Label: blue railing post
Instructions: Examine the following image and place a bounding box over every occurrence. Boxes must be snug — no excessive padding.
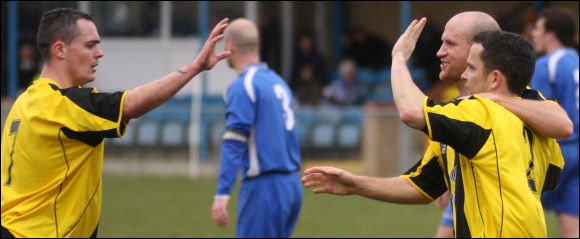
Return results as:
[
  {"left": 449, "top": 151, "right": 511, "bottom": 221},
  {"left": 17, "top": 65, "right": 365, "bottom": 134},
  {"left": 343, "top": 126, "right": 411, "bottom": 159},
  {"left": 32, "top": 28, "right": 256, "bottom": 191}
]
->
[
  {"left": 198, "top": 1, "right": 209, "bottom": 161},
  {"left": 8, "top": 1, "right": 19, "bottom": 99}
]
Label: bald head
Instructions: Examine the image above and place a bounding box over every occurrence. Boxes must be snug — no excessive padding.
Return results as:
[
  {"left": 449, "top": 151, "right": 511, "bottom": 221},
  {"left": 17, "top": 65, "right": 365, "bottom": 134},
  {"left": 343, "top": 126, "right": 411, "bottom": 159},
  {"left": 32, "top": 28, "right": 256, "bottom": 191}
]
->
[
  {"left": 448, "top": 11, "right": 501, "bottom": 43},
  {"left": 225, "top": 18, "right": 260, "bottom": 55}
]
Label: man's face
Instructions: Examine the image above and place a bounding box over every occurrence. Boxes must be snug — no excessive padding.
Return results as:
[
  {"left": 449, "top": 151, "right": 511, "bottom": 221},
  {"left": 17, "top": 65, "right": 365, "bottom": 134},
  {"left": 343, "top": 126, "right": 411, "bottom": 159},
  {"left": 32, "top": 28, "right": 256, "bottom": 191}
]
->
[
  {"left": 66, "top": 19, "right": 103, "bottom": 85},
  {"left": 531, "top": 17, "right": 548, "bottom": 54},
  {"left": 462, "top": 43, "right": 491, "bottom": 95},
  {"left": 436, "top": 20, "right": 471, "bottom": 82}
]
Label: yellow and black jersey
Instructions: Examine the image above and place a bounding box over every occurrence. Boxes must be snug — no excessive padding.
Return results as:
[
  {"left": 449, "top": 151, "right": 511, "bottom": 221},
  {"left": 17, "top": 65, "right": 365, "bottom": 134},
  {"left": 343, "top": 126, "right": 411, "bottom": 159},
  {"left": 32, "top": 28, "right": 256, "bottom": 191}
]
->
[
  {"left": 401, "top": 93, "right": 564, "bottom": 238},
  {"left": 1, "top": 78, "right": 128, "bottom": 238}
]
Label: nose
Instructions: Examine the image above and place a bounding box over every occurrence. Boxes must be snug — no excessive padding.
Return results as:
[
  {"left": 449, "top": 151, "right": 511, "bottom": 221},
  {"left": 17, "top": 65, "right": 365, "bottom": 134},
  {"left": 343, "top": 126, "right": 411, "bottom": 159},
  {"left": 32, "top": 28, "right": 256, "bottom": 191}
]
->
[
  {"left": 460, "top": 68, "right": 468, "bottom": 81},
  {"left": 95, "top": 45, "right": 104, "bottom": 58},
  {"left": 436, "top": 44, "right": 446, "bottom": 58}
]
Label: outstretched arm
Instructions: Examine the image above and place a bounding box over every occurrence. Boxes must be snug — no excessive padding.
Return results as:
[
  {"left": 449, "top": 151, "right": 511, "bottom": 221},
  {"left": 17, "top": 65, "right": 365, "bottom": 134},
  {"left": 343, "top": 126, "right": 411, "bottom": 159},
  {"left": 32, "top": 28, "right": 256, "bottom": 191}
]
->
[
  {"left": 122, "top": 18, "right": 232, "bottom": 121},
  {"left": 301, "top": 167, "right": 431, "bottom": 204},
  {"left": 391, "top": 18, "right": 428, "bottom": 130},
  {"left": 478, "top": 93, "right": 573, "bottom": 139}
]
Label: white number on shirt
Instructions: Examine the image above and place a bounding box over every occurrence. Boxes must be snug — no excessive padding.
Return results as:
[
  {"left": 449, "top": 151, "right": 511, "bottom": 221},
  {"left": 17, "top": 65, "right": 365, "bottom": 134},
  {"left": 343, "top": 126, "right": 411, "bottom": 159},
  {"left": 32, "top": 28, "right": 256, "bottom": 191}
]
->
[{"left": 274, "top": 84, "right": 295, "bottom": 130}]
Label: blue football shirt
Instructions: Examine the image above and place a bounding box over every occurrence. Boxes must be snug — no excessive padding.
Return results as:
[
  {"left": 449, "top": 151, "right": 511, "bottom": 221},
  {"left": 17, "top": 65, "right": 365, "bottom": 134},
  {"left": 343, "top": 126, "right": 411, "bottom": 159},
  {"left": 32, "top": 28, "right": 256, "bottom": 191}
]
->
[
  {"left": 531, "top": 47, "right": 579, "bottom": 145},
  {"left": 216, "top": 63, "right": 301, "bottom": 196}
]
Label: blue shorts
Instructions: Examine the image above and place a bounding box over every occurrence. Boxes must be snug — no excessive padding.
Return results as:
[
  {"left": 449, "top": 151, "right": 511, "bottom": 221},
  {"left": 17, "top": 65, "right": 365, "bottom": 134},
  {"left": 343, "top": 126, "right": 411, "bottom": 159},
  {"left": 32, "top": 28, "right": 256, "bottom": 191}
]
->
[
  {"left": 440, "top": 202, "right": 454, "bottom": 227},
  {"left": 236, "top": 172, "right": 302, "bottom": 238},
  {"left": 541, "top": 143, "right": 579, "bottom": 216}
]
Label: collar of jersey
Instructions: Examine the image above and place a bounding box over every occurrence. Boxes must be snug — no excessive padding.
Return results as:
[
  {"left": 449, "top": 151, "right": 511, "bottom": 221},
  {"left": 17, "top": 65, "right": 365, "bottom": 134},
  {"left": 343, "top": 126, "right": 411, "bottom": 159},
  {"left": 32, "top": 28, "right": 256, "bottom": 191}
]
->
[
  {"left": 35, "top": 77, "right": 61, "bottom": 88},
  {"left": 240, "top": 62, "right": 268, "bottom": 75},
  {"left": 552, "top": 47, "right": 578, "bottom": 57}
]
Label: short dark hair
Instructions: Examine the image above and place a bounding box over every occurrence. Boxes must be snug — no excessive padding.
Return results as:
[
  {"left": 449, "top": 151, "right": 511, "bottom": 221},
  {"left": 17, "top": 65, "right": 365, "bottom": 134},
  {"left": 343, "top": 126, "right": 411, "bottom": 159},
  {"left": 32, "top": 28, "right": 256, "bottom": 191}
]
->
[
  {"left": 37, "top": 8, "right": 93, "bottom": 60},
  {"left": 473, "top": 30, "right": 535, "bottom": 95},
  {"left": 540, "top": 7, "right": 577, "bottom": 48}
]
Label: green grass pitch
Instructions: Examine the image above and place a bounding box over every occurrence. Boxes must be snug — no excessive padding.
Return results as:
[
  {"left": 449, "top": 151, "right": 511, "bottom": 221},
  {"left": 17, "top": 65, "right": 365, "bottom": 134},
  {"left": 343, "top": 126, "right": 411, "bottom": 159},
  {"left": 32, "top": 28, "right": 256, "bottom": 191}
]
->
[{"left": 100, "top": 174, "right": 560, "bottom": 238}]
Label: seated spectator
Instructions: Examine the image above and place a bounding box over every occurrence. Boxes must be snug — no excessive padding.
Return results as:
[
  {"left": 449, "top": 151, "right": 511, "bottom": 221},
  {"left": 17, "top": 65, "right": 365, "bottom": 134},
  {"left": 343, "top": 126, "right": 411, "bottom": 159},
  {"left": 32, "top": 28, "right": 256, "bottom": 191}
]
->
[
  {"left": 342, "top": 26, "right": 391, "bottom": 70},
  {"left": 294, "top": 64, "right": 322, "bottom": 106},
  {"left": 322, "top": 59, "right": 365, "bottom": 105},
  {"left": 291, "top": 32, "right": 329, "bottom": 91}
]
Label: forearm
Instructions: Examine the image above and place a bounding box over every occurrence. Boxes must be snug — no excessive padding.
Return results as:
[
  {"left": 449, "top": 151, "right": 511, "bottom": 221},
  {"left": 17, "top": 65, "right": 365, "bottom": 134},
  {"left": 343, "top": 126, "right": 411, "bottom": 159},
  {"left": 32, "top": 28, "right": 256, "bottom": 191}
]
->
[
  {"left": 391, "top": 56, "right": 427, "bottom": 130},
  {"left": 122, "top": 62, "right": 202, "bottom": 120},
  {"left": 216, "top": 140, "right": 246, "bottom": 196},
  {"left": 353, "top": 175, "right": 431, "bottom": 204},
  {"left": 495, "top": 96, "right": 573, "bottom": 139}
]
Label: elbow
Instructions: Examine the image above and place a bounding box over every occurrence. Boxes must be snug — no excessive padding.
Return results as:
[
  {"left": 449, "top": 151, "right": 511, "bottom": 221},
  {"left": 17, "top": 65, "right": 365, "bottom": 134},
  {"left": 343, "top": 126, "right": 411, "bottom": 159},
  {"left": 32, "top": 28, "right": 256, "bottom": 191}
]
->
[
  {"left": 122, "top": 101, "right": 142, "bottom": 120},
  {"left": 398, "top": 108, "right": 424, "bottom": 129},
  {"left": 561, "top": 119, "right": 574, "bottom": 139}
]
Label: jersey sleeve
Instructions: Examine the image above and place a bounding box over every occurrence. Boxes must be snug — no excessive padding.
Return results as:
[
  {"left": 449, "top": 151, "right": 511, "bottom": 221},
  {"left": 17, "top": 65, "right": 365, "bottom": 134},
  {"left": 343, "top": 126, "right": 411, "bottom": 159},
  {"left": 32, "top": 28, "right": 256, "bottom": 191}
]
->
[
  {"left": 530, "top": 61, "right": 554, "bottom": 100},
  {"left": 423, "top": 96, "right": 492, "bottom": 159},
  {"left": 401, "top": 144, "right": 447, "bottom": 201},
  {"left": 48, "top": 85, "right": 128, "bottom": 138},
  {"left": 215, "top": 82, "right": 256, "bottom": 196}
]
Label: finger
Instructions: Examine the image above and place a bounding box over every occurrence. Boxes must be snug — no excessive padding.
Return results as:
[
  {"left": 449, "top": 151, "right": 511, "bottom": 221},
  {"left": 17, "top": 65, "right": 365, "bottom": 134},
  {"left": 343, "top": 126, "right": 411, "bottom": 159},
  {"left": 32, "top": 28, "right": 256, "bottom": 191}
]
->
[
  {"left": 303, "top": 180, "right": 323, "bottom": 188},
  {"left": 404, "top": 19, "right": 418, "bottom": 35},
  {"left": 215, "top": 50, "right": 232, "bottom": 61},
  {"left": 304, "top": 167, "right": 326, "bottom": 175},
  {"left": 209, "top": 18, "right": 230, "bottom": 39},
  {"left": 413, "top": 17, "right": 427, "bottom": 39}
]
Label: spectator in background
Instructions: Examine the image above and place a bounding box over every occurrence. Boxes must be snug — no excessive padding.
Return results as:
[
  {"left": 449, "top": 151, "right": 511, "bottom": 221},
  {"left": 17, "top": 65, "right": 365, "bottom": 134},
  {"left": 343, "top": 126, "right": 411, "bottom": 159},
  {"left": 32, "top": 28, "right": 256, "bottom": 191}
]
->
[
  {"left": 294, "top": 64, "right": 322, "bottom": 106},
  {"left": 322, "top": 59, "right": 365, "bottom": 105},
  {"left": 411, "top": 17, "right": 442, "bottom": 91},
  {"left": 18, "top": 42, "right": 40, "bottom": 90},
  {"left": 342, "top": 26, "right": 391, "bottom": 70},
  {"left": 291, "top": 32, "right": 328, "bottom": 91},
  {"left": 259, "top": 6, "right": 282, "bottom": 74}
]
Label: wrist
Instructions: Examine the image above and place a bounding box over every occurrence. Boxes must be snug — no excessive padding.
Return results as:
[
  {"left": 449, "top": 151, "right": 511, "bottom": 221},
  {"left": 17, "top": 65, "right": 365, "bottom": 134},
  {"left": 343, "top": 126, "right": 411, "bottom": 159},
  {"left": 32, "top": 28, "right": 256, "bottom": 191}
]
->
[
  {"left": 392, "top": 54, "right": 408, "bottom": 63},
  {"left": 183, "top": 61, "right": 202, "bottom": 76}
]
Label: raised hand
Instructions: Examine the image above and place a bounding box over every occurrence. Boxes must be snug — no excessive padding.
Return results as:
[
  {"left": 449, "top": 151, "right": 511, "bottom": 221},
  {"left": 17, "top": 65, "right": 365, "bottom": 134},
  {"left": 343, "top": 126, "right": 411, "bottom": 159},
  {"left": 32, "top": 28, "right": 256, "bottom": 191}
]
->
[
  {"left": 391, "top": 17, "right": 427, "bottom": 61},
  {"left": 195, "top": 18, "right": 232, "bottom": 71},
  {"left": 301, "top": 167, "right": 357, "bottom": 195}
]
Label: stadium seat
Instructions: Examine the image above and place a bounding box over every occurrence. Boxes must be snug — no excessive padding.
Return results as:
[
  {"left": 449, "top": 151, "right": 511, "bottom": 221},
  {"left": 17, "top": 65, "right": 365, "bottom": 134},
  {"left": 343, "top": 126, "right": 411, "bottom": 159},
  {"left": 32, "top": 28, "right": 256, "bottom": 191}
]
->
[
  {"left": 136, "top": 119, "right": 160, "bottom": 145},
  {"left": 161, "top": 119, "right": 187, "bottom": 146},
  {"left": 375, "top": 68, "right": 391, "bottom": 86},
  {"left": 371, "top": 81, "right": 394, "bottom": 103},
  {"left": 356, "top": 67, "right": 377, "bottom": 91},
  {"left": 311, "top": 122, "right": 336, "bottom": 147},
  {"left": 411, "top": 68, "right": 429, "bottom": 90},
  {"left": 337, "top": 123, "right": 360, "bottom": 147}
]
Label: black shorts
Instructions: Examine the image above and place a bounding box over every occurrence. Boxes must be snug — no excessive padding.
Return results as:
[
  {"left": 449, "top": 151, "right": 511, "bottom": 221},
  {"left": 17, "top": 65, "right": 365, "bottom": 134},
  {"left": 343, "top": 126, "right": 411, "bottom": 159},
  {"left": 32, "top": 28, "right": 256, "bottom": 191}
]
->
[{"left": 1, "top": 225, "right": 14, "bottom": 239}]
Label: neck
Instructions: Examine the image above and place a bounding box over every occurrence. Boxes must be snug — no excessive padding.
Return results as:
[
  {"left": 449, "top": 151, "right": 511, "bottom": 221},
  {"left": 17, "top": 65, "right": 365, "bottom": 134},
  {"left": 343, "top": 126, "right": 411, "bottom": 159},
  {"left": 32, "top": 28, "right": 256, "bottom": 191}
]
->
[
  {"left": 455, "top": 79, "right": 468, "bottom": 97},
  {"left": 38, "top": 62, "right": 75, "bottom": 88},
  {"left": 233, "top": 53, "right": 261, "bottom": 75},
  {"left": 545, "top": 40, "right": 565, "bottom": 55}
]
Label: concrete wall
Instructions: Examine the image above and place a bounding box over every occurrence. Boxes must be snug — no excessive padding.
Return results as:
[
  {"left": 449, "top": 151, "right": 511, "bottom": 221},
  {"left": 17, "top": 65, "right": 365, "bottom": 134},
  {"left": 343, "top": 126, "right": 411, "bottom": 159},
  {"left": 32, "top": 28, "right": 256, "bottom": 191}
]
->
[{"left": 87, "top": 38, "right": 237, "bottom": 97}]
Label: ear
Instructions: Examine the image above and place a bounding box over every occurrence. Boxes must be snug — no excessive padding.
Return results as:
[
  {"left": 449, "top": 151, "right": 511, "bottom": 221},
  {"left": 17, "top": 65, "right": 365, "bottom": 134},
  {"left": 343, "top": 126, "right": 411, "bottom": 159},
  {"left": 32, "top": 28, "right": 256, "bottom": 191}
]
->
[
  {"left": 488, "top": 70, "right": 503, "bottom": 91},
  {"left": 52, "top": 40, "right": 67, "bottom": 60}
]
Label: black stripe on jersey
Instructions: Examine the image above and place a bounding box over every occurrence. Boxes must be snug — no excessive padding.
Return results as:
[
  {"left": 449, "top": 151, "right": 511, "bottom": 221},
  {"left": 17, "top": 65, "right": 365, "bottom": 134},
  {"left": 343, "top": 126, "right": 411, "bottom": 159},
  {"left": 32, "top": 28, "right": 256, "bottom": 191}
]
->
[
  {"left": 427, "top": 112, "right": 491, "bottom": 159},
  {"left": 440, "top": 144, "right": 451, "bottom": 190},
  {"left": 453, "top": 151, "right": 472, "bottom": 238},
  {"left": 520, "top": 89, "right": 543, "bottom": 101},
  {"left": 542, "top": 164, "right": 562, "bottom": 192},
  {"left": 426, "top": 98, "right": 463, "bottom": 107},
  {"left": 61, "top": 127, "right": 118, "bottom": 147},
  {"left": 50, "top": 84, "right": 123, "bottom": 122},
  {"left": 405, "top": 156, "right": 447, "bottom": 199}
]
